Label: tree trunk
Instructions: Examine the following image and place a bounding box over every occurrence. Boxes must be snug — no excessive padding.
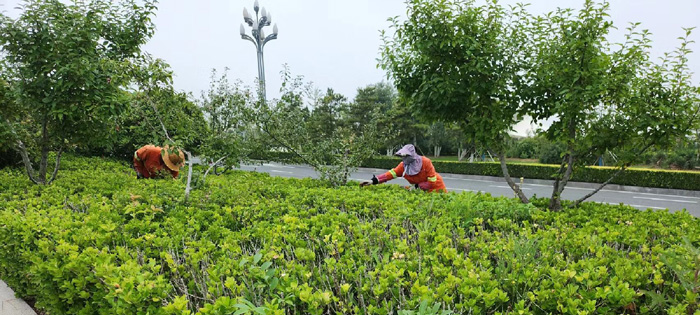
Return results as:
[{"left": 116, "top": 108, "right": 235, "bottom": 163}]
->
[
  {"left": 551, "top": 117, "right": 578, "bottom": 211},
  {"left": 386, "top": 147, "right": 393, "bottom": 156},
  {"left": 47, "top": 147, "right": 64, "bottom": 184},
  {"left": 549, "top": 154, "right": 568, "bottom": 211},
  {"left": 38, "top": 146, "right": 49, "bottom": 184},
  {"left": 559, "top": 153, "right": 574, "bottom": 193},
  {"left": 16, "top": 140, "right": 40, "bottom": 185},
  {"left": 497, "top": 151, "right": 529, "bottom": 203},
  {"left": 458, "top": 148, "right": 468, "bottom": 161},
  {"left": 549, "top": 152, "right": 574, "bottom": 211}
]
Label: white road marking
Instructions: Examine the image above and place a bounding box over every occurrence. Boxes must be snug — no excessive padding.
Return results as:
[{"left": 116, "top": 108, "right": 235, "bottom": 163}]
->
[
  {"left": 270, "top": 170, "right": 293, "bottom": 174},
  {"left": 562, "top": 186, "right": 595, "bottom": 191},
  {"left": 443, "top": 177, "right": 499, "bottom": 183},
  {"left": 450, "top": 188, "right": 475, "bottom": 192},
  {"left": 263, "top": 163, "right": 296, "bottom": 169},
  {"left": 524, "top": 183, "right": 551, "bottom": 187},
  {"left": 632, "top": 196, "right": 697, "bottom": 204},
  {"left": 629, "top": 204, "right": 668, "bottom": 210},
  {"left": 612, "top": 190, "right": 700, "bottom": 200},
  {"left": 489, "top": 185, "right": 533, "bottom": 191}
]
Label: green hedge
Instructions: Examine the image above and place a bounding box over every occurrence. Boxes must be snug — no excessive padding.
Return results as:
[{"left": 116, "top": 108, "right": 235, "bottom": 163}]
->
[
  {"left": 363, "top": 157, "right": 700, "bottom": 191},
  {"left": 2, "top": 156, "right": 700, "bottom": 314}
]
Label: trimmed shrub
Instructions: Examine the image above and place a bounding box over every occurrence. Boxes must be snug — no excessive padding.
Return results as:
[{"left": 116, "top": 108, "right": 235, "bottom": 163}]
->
[{"left": 1, "top": 156, "right": 700, "bottom": 314}]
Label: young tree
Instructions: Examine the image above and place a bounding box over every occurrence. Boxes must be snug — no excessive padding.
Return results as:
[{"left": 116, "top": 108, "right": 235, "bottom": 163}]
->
[
  {"left": 524, "top": 0, "right": 700, "bottom": 210},
  {"left": 381, "top": 0, "right": 533, "bottom": 202},
  {"left": 0, "top": 0, "right": 157, "bottom": 184},
  {"left": 197, "top": 68, "right": 257, "bottom": 175},
  {"left": 254, "top": 67, "right": 380, "bottom": 186}
]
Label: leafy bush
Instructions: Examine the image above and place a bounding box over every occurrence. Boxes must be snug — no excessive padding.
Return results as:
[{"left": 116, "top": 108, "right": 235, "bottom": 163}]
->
[
  {"left": 507, "top": 137, "right": 543, "bottom": 159},
  {"left": 1, "top": 156, "right": 700, "bottom": 314},
  {"left": 659, "top": 149, "right": 698, "bottom": 170},
  {"left": 539, "top": 142, "right": 567, "bottom": 164},
  {"left": 364, "top": 157, "right": 700, "bottom": 191},
  {"left": 640, "top": 147, "right": 699, "bottom": 170}
]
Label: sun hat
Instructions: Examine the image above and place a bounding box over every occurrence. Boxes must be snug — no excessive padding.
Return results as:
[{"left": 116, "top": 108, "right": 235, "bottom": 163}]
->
[{"left": 161, "top": 145, "right": 185, "bottom": 172}]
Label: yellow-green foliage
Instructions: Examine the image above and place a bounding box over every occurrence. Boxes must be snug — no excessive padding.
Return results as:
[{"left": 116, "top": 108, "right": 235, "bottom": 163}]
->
[{"left": 1, "top": 156, "right": 699, "bottom": 314}]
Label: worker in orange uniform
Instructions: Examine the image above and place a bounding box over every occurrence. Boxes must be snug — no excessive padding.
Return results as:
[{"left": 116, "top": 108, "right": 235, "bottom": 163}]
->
[
  {"left": 360, "top": 144, "right": 447, "bottom": 192},
  {"left": 133, "top": 145, "right": 185, "bottom": 179}
]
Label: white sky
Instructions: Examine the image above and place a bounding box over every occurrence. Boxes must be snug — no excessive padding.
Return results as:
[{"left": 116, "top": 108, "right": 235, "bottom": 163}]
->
[{"left": 2, "top": 0, "right": 699, "bottom": 136}]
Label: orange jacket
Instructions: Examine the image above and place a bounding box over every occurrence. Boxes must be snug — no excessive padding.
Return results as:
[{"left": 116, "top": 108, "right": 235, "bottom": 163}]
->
[
  {"left": 378, "top": 157, "right": 446, "bottom": 192},
  {"left": 133, "top": 145, "right": 179, "bottom": 179}
]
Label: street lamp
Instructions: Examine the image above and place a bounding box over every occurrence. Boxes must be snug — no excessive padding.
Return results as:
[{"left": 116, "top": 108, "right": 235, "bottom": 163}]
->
[{"left": 240, "top": 0, "right": 278, "bottom": 101}]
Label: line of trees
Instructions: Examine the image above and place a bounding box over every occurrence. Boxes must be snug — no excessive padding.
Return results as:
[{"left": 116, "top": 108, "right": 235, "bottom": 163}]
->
[{"left": 2, "top": 0, "right": 699, "bottom": 211}]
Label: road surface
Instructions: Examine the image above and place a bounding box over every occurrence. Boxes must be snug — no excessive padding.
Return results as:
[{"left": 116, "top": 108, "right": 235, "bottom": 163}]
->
[{"left": 234, "top": 162, "right": 700, "bottom": 217}]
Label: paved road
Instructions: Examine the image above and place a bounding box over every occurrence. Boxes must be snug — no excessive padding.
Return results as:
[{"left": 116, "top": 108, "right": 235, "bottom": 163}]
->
[
  {"left": 235, "top": 162, "right": 700, "bottom": 217},
  {"left": 0, "top": 281, "right": 34, "bottom": 315}
]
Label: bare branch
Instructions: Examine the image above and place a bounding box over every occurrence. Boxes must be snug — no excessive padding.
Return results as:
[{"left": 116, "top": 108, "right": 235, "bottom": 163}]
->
[
  {"left": 570, "top": 165, "right": 627, "bottom": 208},
  {"left": 47, "top": 147, "right": 64, "bottom": 184},
  {"left": 202, "top": 155, "right": 228, "bottom": 184}
]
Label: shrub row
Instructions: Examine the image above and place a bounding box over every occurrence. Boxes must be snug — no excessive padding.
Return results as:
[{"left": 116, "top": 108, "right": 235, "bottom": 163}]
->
[
  {"left": 363, "top": 157, "right": 700, "bottom": 191},
  {"left": 1, "top": 156, "right": 700, "bottom": 314}
]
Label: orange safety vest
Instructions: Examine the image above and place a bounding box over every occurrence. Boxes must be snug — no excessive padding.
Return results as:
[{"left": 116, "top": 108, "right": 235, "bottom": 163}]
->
[
  {"left": 381, "top": 157, "right": 447, "bottom": 192},
  {"left": 133, "top": 145, "right": 179, "bottom": 179}
]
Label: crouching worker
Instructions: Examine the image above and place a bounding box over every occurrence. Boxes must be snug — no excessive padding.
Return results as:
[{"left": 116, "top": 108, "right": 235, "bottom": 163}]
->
[
  {"left": 360, "top": 144, "right": 447, "bottom": 192},
  {"left": 133, "top": 145, "right": 185, "bottom": 179}
]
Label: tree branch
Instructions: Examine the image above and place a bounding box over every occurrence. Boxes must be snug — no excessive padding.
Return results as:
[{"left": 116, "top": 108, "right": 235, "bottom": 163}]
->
[
  {"left": 558, "top": 152, "right": 574, "bottom": 194},
  {"left": 571, "top": 141, "right": 656, "bottom": 207},
  {"left": 497, "top": 151, "right": 529, "bottom": 203},
  {"left": 183, "top": 152, "right": 194, "bottom": 202},
  {"left": 570, "top": 164, "right": 627, "bottom": 208},
  {"left": 548, "top": 154, "right": 568, "bottom": 211},
  {"left": 47, "top": 147, "right": 64, "bottom": 184},
  {"left": 202, "top": 155, "right": 228, "bottom": 184},
  {"left": 15, "top": 140, "right": 40, "bottom": 185},
  {"left": 260, "top": 122, "right": 317, "bottom": 168}
]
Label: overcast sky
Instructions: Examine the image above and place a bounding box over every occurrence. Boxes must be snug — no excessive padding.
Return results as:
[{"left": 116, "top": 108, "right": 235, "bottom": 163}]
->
[{"left": 2, "top": 0, "right": 699, "bottom": 135}]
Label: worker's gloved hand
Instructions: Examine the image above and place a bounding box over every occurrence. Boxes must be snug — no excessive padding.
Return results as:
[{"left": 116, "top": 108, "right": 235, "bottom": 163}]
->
[
  {"left": 418, "top": 182, "right": 431, "bottom": 190},
  {"left": 360, "top": 175, "right": 379, "bottom": 187},
  {"left": 136, "top": 172, "right": 143, "bottom": 180}
]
